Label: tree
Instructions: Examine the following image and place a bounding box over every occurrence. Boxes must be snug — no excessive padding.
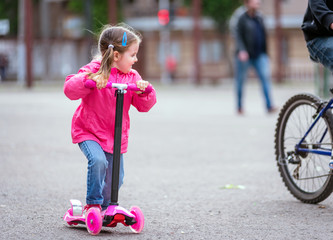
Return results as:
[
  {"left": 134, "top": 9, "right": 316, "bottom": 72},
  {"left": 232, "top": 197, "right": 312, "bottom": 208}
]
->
[
  {"left": 185, "top": 0, "right": 243, "bottom": 32},
  {"left": 66, "top": 0, "right": 123, "bottom": 35},
  {"left": 0, "top": 0, "right": 18, "bottom": 36}
]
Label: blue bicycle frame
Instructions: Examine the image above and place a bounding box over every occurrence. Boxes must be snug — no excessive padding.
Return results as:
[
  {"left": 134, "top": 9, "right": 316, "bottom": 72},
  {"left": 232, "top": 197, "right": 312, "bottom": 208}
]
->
[{"left": 296, "top": 98, "right": 333, "bottom": 157}]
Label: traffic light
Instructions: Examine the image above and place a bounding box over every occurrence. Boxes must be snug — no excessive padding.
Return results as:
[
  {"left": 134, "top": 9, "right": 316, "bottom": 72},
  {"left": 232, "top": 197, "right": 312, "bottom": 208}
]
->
[{"left": 158, "top": 9, "right": 170, "bottom": 26}]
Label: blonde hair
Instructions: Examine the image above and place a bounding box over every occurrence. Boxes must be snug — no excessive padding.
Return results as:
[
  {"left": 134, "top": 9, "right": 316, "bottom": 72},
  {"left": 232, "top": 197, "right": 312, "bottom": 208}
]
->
[{"left": 88, "top": 23, "right": 142, "bottom": 81}]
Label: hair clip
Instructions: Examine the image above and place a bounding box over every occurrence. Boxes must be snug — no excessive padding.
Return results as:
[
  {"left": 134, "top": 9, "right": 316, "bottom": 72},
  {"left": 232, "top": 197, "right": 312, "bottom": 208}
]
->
[
  {"left": 122, "top": 32, "right": 127, "bottom": 46},
  {"left": 108, "top": 44, "right": 114, "bottom": 49}
]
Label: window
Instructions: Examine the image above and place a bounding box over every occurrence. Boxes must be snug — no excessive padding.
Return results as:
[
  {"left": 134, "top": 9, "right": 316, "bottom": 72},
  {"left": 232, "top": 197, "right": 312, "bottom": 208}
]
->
[
  {"left": 200, "top": 40, "right": 223, "bottom": 63},
  {"left": 158, "top": 41, "right": 180, "bottom": 64}
]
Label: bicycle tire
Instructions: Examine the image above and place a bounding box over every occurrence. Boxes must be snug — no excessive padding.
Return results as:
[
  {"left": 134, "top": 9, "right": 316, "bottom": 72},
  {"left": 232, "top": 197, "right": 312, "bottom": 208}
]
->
[{"left": 275, "top": 93, "right": 333, "bottom": 203}]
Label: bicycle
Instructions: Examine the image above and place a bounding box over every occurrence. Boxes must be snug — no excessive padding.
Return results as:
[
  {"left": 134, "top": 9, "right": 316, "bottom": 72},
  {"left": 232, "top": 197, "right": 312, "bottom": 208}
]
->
[{"left": 274, "top": 90, "right": 333, "bottom": 204}]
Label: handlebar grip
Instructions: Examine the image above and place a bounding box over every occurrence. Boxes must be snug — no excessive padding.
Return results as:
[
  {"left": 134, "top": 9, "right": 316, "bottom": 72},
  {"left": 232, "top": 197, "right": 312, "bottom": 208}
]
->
[
  {"left": 85, "top": 80, "right": 112, "bottom": 88},
  {"left": 127, "top": 83, "right": 153, "bottom": 93}
]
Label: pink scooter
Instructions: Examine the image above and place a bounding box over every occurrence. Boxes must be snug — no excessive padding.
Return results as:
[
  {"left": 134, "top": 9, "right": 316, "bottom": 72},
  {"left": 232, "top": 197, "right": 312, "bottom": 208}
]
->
[{"left": 63, "top": 80, "right": 153, "bottom": 235}]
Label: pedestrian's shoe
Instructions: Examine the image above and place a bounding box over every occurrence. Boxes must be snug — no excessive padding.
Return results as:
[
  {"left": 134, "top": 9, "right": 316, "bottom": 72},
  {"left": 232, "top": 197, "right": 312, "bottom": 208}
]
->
[
  {"left": 268, "top": 107, "right": 278, "bottom": 114},
  {"left": 329, "top": 161, "right": 333, "bottom": 170},
  {"left": 237, "top": 108, "right": 244, "bottom": 115}
]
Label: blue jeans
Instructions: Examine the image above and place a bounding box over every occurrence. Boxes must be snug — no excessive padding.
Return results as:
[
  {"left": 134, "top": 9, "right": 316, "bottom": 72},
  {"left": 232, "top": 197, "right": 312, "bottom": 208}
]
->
[
  {"left": 79, "top": 140, "right": 124, "bottom": 209},
  {"left": 306, "top": 37, "right": 333, "bottom": 72},
  {"left": 235, "top": 53, "right": 273, "bottom": 111}
]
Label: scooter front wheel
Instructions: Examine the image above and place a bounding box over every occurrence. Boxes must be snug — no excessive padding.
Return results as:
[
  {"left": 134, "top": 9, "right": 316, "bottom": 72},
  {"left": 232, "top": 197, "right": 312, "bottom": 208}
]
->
[
  {"left": 129, "top": 206, "right": 144, "bottom": 233},
  {"left": 86, "top": 208, "right": 102, "bottom": 235}
]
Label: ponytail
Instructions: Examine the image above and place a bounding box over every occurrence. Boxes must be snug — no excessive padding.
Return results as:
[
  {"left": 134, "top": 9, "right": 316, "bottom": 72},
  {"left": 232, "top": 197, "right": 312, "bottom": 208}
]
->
[{"left": 88, "top": 46, "right": 114, "bottom": 82}]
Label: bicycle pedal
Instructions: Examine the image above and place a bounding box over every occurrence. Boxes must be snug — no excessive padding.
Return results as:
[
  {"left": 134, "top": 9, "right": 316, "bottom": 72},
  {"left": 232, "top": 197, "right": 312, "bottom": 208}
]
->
[{"left": 329, "top": 162, "right": 333, "bottom": 170}]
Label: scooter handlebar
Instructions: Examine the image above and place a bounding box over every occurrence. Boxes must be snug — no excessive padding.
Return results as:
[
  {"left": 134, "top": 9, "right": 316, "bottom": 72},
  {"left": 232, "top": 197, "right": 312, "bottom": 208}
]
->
[{"left": 85, "top": 80, "right": 153, "bottom": 93}]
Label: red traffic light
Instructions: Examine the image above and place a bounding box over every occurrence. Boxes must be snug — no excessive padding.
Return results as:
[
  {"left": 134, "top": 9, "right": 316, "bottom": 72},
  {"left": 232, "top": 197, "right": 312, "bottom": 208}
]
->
[{"left": 158, "top": 9, "right": 170, "bottom": 26}]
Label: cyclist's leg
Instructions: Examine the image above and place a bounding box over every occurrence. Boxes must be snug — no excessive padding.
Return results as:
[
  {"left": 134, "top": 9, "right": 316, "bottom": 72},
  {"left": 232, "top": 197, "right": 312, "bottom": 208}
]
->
[{"left": 306, "top": 36, "right": 333, "bottom": 72}]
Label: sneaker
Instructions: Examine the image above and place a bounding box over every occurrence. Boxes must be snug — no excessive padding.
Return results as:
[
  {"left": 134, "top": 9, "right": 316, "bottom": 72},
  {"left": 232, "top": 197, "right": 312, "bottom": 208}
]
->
[
  {"left": 268, "top": 107, "right": 278, "bottom": 114},
  {"left": 237, "top": 108, "right": 244, "bottom": 115},
  {"left": 84, "top": 204, "right": 101, "bottom": 212}
]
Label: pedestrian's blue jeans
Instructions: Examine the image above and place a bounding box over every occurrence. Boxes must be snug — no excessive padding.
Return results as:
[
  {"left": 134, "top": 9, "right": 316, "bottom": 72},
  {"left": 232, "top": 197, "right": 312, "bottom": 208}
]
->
[
  {"left": 79, "top": 140, "right": 124, "bottom": 209},
  {"left": 306, "top": 37, "right": 333, "bottom": 72},
  {"left": 235, "top": 53, "right": 273, "bottom": 111}
]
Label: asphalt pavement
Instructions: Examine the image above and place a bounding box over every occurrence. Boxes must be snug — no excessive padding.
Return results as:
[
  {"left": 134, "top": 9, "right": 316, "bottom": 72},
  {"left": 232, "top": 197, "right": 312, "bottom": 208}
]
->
[{"left": 1, "top": 80, "right": 333, "bottom": 240}]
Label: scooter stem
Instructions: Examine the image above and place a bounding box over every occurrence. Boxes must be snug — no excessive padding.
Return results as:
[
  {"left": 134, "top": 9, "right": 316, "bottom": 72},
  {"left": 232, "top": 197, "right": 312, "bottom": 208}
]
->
[{"left": 110, "top": 89, "right": 124, "bottom": 205}]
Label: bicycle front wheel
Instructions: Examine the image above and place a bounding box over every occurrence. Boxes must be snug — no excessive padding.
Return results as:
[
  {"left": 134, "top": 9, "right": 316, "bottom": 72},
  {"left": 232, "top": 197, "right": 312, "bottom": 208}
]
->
[{"left": 275, "top": 93, "right": 333, "bottom": 203}]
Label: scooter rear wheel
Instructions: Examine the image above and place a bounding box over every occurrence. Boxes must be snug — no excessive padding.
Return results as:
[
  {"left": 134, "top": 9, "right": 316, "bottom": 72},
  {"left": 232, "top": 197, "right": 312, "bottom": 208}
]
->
[
  {"left": 129, "top": 206, "right": 144, "bottom": 233},
  {"left": 86, "top": 207, "right": 102, "bottom": 235}
]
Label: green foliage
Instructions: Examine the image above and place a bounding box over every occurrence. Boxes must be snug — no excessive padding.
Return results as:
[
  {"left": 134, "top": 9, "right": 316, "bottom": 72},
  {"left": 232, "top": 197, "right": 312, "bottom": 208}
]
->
[
  {"left": 185, "top": 0, "right": 243, "bottom": 32},
  {"left": 0, "top": 0, "right": 18, "bottom": 36},
  {"left": 92, "top": 0, "right": 109, "bottom": 33},
  {"left": 0, "top": 0, "right": 124, "bottom": 37},
  {"left": 66, "top": 0, "right": 123, "bottom": 35},
  {"left": 67, "top": 0, "right": 84, "bottom": 14}
]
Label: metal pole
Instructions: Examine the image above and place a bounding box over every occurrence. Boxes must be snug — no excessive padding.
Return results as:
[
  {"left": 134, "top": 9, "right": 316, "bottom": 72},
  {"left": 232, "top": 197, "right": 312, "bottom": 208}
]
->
[
  {"left": 108, "top": 0, "right": 117, "bottom": 25},
  {"left": 17, "top": 0, "right": 25, "bottom": 85},
  {"left": 85, "top": 0, "right": 94, "bottom": 59},
  {"left": 274, "top": 0, "right": 283, "bottom": 83},
  {"left": 40, "top": 0, "right": 50, "bottom": 81},
  {"left": 193, "top": 0, "right": 201, "bottom": 85},
  {"left": 25, "top": 0, "right": 33, "bottom": 88},
  {"left": 159, "top": 0, "right": 171, "bottom": 84}
]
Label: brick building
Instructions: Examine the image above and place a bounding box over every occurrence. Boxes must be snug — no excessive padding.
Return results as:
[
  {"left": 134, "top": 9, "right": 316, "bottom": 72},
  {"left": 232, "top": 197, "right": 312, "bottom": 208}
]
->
[
  {"left": 0, "top": 0, "right": 315, "bottom": 83},
  {"left": 125, "top": 0, "right": 312, "bottom": 83}
]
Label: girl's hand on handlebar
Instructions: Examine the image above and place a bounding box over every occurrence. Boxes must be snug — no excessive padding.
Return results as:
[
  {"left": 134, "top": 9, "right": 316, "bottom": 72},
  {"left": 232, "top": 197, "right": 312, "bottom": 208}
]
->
[
  {"left": 136, "top": 80, "right": 149, "bottom": 94},
  {"left": 92, "top": 75, "right": 108, "bottom": 90}
]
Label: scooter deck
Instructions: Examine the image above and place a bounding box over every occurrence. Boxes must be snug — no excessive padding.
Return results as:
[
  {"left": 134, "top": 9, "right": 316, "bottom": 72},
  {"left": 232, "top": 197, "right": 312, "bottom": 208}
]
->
[{"left": 63, "top": 200, "right": 137, "bottom": 228}]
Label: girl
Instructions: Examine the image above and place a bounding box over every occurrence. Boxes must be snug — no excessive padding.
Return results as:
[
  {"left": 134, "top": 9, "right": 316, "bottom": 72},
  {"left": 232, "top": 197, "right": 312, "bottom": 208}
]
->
[{"left": 64, "top": 24, "right": 156, "bottom": 211}]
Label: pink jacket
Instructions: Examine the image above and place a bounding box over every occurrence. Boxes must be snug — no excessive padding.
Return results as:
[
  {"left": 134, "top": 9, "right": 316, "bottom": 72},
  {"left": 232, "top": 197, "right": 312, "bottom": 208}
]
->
[{"left": 64, "top": 60, "right": 157, "bottom": 153}]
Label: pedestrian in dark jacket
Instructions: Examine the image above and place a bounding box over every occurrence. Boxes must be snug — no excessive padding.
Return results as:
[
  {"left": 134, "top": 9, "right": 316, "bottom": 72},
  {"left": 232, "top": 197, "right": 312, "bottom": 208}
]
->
[
  {"left": 234, "top": 0, "right": 276, "bottom": 115},
  {"left": 302, "top": 0, "right": 333, "bottom": 72},
  {"left": 0, "top": 53, "right": 8, "bottom": 81}
]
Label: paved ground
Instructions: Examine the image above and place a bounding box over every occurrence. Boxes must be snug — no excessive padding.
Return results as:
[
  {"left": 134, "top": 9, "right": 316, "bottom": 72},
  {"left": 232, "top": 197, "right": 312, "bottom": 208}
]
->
[{"left": 1, "top": 80, "right": 333, "bottom": 240}]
